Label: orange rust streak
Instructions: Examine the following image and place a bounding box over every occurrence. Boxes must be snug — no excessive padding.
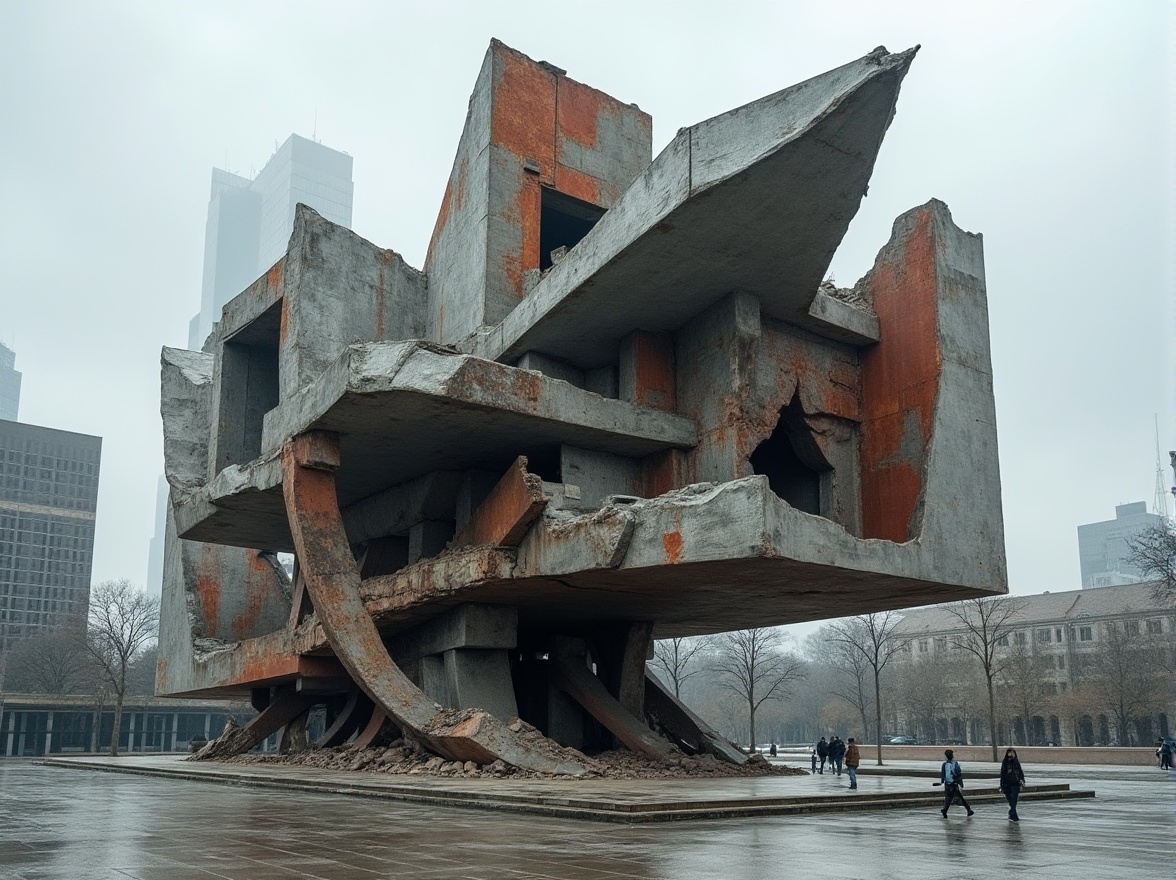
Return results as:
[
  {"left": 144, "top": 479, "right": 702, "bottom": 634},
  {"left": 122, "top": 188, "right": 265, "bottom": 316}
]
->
[
  {"left": 662, "top": 530, "right": 684, "bottom": 564},
  {"left": 553, "top": 166, "right": 600, "bottom": 207},
  {"left": 632, "top": 331, "right": 676, "bottom": 412},
  {"left": 195, "top": 545, "right": 222, "bottom": 638},
  {"left": 491, "top": 50, "right": 556, "bottom": 178},
  {"left": 556, "top": 78, "right": 607, "bottom": 148},
  {"left": 859, "top": 207, "right": 940, "bottom": 542}
]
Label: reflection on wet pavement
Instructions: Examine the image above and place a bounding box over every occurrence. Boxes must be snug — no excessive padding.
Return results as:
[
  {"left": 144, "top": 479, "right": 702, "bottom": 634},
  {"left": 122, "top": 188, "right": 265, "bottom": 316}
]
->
[{"left": 0, "top": 761, "right": 1171, "bottom": 879}]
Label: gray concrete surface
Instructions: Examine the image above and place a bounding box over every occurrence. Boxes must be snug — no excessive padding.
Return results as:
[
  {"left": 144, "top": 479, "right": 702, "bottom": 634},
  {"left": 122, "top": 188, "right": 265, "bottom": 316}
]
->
[{"left": 2, "top": 759, "right": 1172, "bottom": 879}]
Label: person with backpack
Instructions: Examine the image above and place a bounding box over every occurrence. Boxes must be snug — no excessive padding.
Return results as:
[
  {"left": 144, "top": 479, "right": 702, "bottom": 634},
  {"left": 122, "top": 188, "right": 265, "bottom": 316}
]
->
[
  {"left": 939, "top": 749, "right": 974, "bottom": 817},
  {"left": 845, "top": 737, "right": 861, "bottom": 790},
  {"left": 999, "top": 748, "right": 1026, "bottom": 822}
]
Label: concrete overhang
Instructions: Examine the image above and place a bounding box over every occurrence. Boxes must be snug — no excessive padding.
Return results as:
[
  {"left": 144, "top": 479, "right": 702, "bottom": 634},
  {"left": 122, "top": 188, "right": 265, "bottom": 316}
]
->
[
  {"left": 174, "top": 341, "right": 697, "bottom": 550},
  {"left": 474, "top": 46, "right": 915, "bottom": 368}
]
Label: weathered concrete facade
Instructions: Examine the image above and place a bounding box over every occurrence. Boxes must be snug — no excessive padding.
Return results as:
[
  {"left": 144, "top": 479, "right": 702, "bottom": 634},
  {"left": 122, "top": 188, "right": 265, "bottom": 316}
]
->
[{"left": 159, "top": 41, "right": 1005, "bottom": 772}]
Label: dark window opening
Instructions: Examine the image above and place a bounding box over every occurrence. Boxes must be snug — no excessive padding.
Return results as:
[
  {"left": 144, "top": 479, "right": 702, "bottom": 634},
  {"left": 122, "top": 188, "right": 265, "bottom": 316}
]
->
[
  {"left": 749, "top": 394, "right": 831, "bottom": 516},
  {"left": 540, "top": 188, "right": 605, "bottom": 271},
  {"left": 216, "top": 301, "right": 282, "bottom": 469}
]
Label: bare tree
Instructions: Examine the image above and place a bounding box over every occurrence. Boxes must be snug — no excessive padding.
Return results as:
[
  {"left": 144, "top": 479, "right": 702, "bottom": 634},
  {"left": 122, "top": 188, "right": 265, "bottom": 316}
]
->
[
  {"left": 1126, "top": 522, "right": 1176, "bottom": 604},
  {"left": 651, "top": 636, "right": 713, "bottom": 698},
  {"left": 807, "top": 627, "right": 872, "bottom": 743},
  {"left": 998, "top": 641, "right": 1050, "bottom": 745},
  {"left": 1087, "top": 620, "right": 1165, "bottom": 746},
  {"left": 712, "top": 628, "right": 805, "bottom": 750},
  {"left": 827, "top": 612, "right": 906, "bottom": 764},
  {"left": 86, "top": 580, "right": 159, "bottom": 756},
  {"left": 894, "top": 654, "right": 952, "bottom": 743},
  {"left": 2, "top": 621, "right": 97, "bottom": 694},
  {"left": 945, "top": 596, "right": 1026, "bottom": 761}
]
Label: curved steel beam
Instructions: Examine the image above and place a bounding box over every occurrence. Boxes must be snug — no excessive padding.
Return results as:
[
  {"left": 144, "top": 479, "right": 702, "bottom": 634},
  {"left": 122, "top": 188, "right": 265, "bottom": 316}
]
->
[{"left": 280, "top": 430, "right": 585, "bottom": 775}]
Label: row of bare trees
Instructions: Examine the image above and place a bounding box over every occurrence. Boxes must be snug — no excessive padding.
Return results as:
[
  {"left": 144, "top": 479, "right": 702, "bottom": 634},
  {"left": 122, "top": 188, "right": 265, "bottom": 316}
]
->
[
  {"left": 0, "top": 579, "right": 159, "bottom": 756},
  {"left": 652, "top": 590, "right": 1174, "bottom": 757}
]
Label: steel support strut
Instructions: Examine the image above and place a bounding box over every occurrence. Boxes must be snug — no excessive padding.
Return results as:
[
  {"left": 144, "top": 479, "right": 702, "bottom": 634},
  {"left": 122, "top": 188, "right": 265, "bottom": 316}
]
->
[{"left": 280, "top": 431, "right": 585, "bottom": 774}]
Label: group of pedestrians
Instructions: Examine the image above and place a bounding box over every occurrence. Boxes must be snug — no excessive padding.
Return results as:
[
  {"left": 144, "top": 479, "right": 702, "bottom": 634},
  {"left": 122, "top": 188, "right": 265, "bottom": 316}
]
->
[
  {"left": 814, "top": 736, "right": 849, "bottom": 776},
  {"left": 940, "top": 747, "right": 1025, "bottom": 822},
  {"left": 811, "top": 739, "right": 1028, "bottom": 821}
]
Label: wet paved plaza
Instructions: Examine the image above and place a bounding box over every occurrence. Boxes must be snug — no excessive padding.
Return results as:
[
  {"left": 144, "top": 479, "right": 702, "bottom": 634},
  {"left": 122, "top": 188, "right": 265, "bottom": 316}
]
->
[{"left": 1, "top": 759, "right": 1172, "bottom": 879}]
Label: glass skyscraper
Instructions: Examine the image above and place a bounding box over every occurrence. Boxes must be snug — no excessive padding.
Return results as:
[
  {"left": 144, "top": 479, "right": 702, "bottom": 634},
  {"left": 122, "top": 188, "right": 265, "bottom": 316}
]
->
[
  {"left": 187, "top": 134, "right": 354, "bottom": 350},
  {"left": 0, "top": 421, "right": 101, "bottom": 652}
]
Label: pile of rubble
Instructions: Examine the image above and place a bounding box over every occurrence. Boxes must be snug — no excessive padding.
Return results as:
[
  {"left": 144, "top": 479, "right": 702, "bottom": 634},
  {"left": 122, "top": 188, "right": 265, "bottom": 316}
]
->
[{"left": 220, "top": 737, "right": 806, "bottom": 780}]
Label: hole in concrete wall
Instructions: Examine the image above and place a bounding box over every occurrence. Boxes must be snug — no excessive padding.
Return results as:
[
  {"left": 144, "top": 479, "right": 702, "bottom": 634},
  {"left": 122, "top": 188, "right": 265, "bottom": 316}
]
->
[
  {"left": 540, "top": 188, "right": 605, "bottom": 271},
  {"left": 217, "top": 301, "right": 281, "bottom": 469},
  {"left": 749, "top": 394, "right": 831, "bottom": 516}
]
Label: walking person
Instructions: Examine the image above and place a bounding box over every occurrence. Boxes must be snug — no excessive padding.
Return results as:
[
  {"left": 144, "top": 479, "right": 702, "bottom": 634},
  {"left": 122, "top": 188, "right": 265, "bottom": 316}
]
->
[
  {"left": 939, "top": 749, "right": 974, "bottom": 817},
  {"left": 845, "top": 737, "right": 860, "bottom": 790},
  {"left": 999, "top": 748, "right": 1025, "bottom": 822},
  {"left": 816, "top": 736, "right": 829, "bottom": 774},
  {"left": 1158, "top": 738, "right": 1173, "bottom": 771},
  {"left": 832, "top": 736, "right": 846, "bottom": 776}
]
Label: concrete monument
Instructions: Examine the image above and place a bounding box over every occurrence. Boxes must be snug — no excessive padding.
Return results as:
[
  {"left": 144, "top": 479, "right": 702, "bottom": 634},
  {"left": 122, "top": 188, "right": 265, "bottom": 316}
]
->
[{"left": 158, "top": 41, "right": 1005, "bottom": 772}]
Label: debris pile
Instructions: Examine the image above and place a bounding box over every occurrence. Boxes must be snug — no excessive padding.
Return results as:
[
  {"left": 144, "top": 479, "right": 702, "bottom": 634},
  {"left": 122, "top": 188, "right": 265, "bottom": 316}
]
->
[{"left": 219, "top": 738, "right": 805, "bottom": 780}]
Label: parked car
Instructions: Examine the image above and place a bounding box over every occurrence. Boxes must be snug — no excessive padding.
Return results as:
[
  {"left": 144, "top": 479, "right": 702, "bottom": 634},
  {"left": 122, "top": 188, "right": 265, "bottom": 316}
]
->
[
  {"left": 888, "top": 735, "right": 918, "bottom": 745},
  {"left": 942, "top": 737, "right": 966, "bottom": 745}
]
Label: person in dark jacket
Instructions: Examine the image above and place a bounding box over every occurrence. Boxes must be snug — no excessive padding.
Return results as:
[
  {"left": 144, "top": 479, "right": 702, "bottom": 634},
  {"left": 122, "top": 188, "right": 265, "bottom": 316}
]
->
[
  {"left": 816, "top": 737, "right": 829, "bottom": 774},
  {"left": 831, "top": 737, "right": 846, "bottom": 775},
  {"left": 939, "top": 749, "right": 974, "bottom": 817},
  {"left": 999, "top": 747, "right": 1026, "bottom": 821}
]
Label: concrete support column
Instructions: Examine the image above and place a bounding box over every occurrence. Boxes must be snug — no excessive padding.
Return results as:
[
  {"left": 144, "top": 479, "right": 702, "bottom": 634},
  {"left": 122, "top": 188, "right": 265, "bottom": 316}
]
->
[
  {"left": 127, "top": 712, "right": 136, "bottom": 754},
  {"left": 44, "top": 712, "right": 53, "bottom": 755},
  {"left": 3, "top": 710, "right": 15, "bottom": 756}
]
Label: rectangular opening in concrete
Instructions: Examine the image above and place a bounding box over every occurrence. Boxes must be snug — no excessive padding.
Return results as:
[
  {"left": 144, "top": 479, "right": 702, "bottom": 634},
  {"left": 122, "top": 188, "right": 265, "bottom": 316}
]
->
[
  {"left": 540, "top": 188, "right": 605, "bottom": 271},
  {"left": 217, "top": 301, "right": 282, "bottom": 469}
]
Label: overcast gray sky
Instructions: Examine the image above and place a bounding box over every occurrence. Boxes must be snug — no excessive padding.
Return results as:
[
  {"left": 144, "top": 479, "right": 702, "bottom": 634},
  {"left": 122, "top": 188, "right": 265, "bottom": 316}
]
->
[{"left": 1, "top": 1, "right": 1172, "bottom": 609}]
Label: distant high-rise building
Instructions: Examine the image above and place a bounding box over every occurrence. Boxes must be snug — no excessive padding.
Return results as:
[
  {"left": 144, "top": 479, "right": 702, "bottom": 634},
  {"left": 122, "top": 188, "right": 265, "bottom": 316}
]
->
[
  {"left": 188, "top": 134, "right": 355, "bottom": 349},
  {"left": 0, "top": 343, "right": 20, "bottom": 421},
  {"left": 1077, "top": 501, "right": 1165, "bottom": 588},
  {"left": 0, "top": 421, "right": 101, "bottom": 652}
]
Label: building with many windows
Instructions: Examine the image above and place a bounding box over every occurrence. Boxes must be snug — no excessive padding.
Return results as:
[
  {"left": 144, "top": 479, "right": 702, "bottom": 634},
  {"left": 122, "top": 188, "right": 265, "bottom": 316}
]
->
[
  {"left": 0, "top": 343, "right": 19, "bottom": 422},
  {"left": 187, "top": 134, "right": 354, "bottom": 350},
  {"left": 0, "top": 421, "right": 101, "bottom": 652},
  {"left": 1077, "top": 502, "right": 1166, "bottom": 588},
  {"left": 892, "top": 581, "right": 1175, "bottom": 747}
]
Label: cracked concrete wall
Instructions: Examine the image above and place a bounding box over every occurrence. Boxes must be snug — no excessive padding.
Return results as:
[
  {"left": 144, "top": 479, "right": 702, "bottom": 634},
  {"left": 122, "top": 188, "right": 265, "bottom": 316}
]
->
[
  {"left": 281, "top": 206, "right": 427, "bottom": 397},
  {"left": 427, "top": 40, "right": 650, "bottom": 347}
]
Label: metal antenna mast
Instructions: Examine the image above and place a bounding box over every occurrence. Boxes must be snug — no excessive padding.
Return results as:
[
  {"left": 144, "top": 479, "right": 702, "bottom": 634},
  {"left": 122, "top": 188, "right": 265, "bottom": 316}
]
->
[{"left": 1153, "top": 414, "right": 1171, "bottom": 520}]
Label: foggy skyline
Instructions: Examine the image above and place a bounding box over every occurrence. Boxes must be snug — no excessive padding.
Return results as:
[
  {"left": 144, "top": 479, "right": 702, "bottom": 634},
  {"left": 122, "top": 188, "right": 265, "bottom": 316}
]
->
[{"left": 1, "top": 1, "right": 1172, "bottom": 607}]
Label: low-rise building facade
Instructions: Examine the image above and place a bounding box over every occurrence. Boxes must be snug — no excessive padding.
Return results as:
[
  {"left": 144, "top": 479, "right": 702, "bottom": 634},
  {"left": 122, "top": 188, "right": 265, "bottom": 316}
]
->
[{"left": 892, "top": 582, "right": 1175, "bottom": 748}]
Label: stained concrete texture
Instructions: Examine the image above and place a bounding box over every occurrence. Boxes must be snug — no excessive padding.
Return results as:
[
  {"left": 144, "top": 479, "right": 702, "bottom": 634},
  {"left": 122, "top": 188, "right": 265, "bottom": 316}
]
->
[{"left": 1, "top": 761, "right": 1172, "bottom": 880}]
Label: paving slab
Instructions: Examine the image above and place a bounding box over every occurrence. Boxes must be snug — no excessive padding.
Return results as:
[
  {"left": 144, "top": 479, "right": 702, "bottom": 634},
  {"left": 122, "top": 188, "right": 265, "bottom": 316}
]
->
[{"left": 40, "top": 755, "right": 1090, "bottom": 824}]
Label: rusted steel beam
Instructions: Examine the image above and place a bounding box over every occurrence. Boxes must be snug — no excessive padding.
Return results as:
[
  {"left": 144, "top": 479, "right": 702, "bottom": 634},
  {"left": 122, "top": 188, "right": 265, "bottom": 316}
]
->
[
  {"left": 279, "top": 708, "right": 311, "bottom": 754},
  {"left": 281, "top": 430, "right": 586, "bottom": 774},
  {"left": 449, "top": 456, "right": 547, "bottom": 549},
  {"left": 644, "top": 670, "right": 746, "bottom": 765},
  {"left": 351, "top": 707, "right": 392, "bottom": 750},
  {"left": 550, "top": 652, "right": 679, "bottom": 764},
  {"left": 312, "top": 690, "right": 373, "bottom": 749},
  {"left": 191, "top": 689, "right": 318, "bottom": 760}
]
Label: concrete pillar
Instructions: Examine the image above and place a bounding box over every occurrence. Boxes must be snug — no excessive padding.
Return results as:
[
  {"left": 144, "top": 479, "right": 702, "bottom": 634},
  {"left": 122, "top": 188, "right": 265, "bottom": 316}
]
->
[
  {"left": 443, "top": 649, "right": 519, "bottom": 721},
  {"left": 619, "top": 330, "right": 676, "bottom": 412},
  {"left": 127, "top": 711, "right": 136, "bottom": 754},
  {"left": 2, "top": 710, "right": 13, "bottom": 757},
  {"left": 44, "top": 712, "right": 54, "bottom": 755},
  {"left": 203, "top": 712, "right": 212, "bottom": 740},
  {"left": 409, "top": 520, "right": 454, "bottom": 564}
]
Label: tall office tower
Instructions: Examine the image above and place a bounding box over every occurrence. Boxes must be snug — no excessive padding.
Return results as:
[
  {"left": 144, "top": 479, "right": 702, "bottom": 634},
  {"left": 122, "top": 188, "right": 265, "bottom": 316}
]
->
[
  {"left": 0, "top": 421, "right": 101, "bottom": 652},
  {"left": 0, "top": 343, "right": 20, "bottom": 421},
  {"left": 188, "top": 134, "right": 355, "bottom": 349},
  {"left": 1077, "top": 501, "right": 1166, "bottom": 588}
]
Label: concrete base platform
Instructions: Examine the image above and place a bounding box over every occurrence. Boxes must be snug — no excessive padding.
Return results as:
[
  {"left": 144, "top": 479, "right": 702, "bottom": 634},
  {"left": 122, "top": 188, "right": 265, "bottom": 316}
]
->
[{"left": 41, "top": 755, "right": 1092, "bottom": 824}]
